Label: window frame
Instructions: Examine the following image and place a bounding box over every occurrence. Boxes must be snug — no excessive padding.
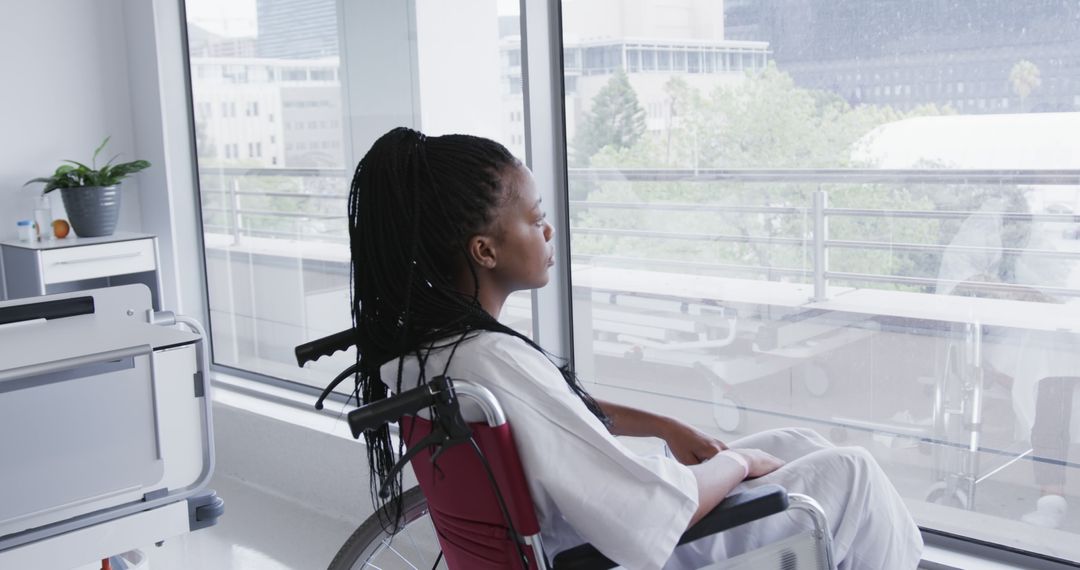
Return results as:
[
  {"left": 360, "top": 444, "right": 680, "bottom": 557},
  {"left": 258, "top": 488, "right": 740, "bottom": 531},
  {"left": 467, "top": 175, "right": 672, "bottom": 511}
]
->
[{"left": 173, "top": 0, "right": 1080, "bottom": 565}]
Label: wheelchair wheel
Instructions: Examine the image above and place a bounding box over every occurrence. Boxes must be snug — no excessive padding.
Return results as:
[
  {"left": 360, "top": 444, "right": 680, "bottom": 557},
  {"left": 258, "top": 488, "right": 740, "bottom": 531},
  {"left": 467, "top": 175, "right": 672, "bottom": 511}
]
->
[
  {"left": 328, "top": 486, "right": 447, "bottom": 570},
  {"left": 925, "top": 481, "right": 970, "bottom": 510},
  {"left": 712, "top": 395, "right": 744, "bottom": 433}
]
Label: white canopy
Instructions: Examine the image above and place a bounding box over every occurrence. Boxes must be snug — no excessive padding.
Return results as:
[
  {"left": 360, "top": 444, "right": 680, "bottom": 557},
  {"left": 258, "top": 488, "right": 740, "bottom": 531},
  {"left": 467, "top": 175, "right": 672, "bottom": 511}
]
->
[{"left": 853, "top": 112, "right": 1080, "bottom": 170}]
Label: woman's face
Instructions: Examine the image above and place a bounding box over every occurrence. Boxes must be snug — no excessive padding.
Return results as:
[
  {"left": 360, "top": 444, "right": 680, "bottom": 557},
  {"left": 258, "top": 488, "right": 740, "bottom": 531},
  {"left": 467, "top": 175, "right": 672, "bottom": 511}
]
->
[{"left": 489, "top": 164, "right": 555, "bottom": 292}]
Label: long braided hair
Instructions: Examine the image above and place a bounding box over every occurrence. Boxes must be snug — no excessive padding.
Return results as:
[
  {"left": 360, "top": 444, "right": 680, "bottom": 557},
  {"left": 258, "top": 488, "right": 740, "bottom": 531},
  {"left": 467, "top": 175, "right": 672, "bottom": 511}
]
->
[{"left": 347, "top": 127, "right": 608, "bottom": 525}]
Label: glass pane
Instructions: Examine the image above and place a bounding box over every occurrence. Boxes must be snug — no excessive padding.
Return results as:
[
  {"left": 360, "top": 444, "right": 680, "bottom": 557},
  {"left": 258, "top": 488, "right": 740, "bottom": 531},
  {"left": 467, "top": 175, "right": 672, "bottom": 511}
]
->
[
  {"left": 186, "top": 0, "right": 529, "bottom": 389},
  {"left": 562, "top": 0, "right": 1080, "bottom": 561}
]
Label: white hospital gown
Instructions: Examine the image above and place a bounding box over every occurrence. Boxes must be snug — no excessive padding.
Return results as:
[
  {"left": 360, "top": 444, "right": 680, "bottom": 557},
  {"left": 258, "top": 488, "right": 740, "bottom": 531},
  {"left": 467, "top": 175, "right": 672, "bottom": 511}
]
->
[{"left": 381, "top": 332, "right": 922, "bottom": 570}]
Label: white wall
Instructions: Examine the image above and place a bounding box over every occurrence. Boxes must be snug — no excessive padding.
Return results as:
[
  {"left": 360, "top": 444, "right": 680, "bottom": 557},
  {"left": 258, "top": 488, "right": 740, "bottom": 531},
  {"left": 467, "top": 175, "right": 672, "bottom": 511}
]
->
[
  {"left": 0, "top": 0, "right": 143, "bottom": 242},
  {"left": 0, "top": 0, "right": 208, "bottom": 317},
  {"left": 415, "top": 0, "right": 503, "bottom": 140}
]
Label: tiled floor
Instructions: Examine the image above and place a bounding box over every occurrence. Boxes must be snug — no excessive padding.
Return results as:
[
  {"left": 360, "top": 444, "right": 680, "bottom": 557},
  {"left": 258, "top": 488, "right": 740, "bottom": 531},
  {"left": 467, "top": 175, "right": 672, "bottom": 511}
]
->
[
  {"left": 142, "top": 475, "right": 357, "bottom": 570},
  {"left": 110, "top": 474, "right": 1040, "bottom": 570}
]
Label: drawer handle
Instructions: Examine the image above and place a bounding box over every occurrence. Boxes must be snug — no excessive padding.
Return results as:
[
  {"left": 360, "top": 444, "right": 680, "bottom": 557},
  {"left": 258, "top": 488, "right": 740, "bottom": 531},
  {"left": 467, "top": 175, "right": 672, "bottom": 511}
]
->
[{"left": 51, "top": 252, "right": 142, "bottom": 265}]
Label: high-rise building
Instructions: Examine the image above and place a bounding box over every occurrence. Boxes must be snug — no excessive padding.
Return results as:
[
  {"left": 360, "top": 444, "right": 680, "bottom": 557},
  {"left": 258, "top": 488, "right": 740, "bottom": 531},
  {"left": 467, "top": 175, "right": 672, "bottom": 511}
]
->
[
  {"left": 255, "top": 0, "right": 338, "bottom": 59},
  {"left": 191, "top": 56, "right": 343, "bottom": 168},
  {"left": 500, "top": 0, "right": 770, "bottom": 158},
  {"left": 726, "top": 0, "right": 1080, "bottom": 113}
]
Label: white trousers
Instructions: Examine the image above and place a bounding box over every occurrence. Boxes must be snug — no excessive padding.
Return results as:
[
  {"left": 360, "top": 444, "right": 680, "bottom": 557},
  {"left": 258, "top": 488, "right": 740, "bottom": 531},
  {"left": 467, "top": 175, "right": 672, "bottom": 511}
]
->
[{"left": 663, "top": 428, "right": 924, "bottom": 570}]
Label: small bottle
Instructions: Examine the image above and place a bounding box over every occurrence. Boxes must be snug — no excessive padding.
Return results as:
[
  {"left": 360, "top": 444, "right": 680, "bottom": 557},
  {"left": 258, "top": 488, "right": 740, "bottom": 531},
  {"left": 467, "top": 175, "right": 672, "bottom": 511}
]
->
[
  {"left": 33, "top": 195, "right": 52, "bottom": 241},
  {"left": 17, "top": 220, "right": 35, "bottom": 242}
]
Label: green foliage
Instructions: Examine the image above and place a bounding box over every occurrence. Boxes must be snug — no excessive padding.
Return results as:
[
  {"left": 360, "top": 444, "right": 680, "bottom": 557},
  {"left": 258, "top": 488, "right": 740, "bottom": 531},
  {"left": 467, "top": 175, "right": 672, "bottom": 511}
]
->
[
  {"left": 1009, "top": 60, "right": 1041, "bottom": 111},
  {"left": 653, "top": 64, "right": 954, "bottom": 170},
  {"left": 572, "top": 69, "right": 647, "bottom": 166},
  {"left": 571, "top": 64, "right": 1042, "bottom": 294},
  {"left": 24, "top": 136, "right": 151, "bottom": 194}
]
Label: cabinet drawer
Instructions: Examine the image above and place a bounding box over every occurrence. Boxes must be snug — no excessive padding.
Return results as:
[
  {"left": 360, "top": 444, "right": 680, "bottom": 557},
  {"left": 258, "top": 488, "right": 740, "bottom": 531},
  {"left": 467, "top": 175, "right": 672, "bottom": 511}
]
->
[{"left": 40, "top": 239, "right": 156, "bottom": 284}]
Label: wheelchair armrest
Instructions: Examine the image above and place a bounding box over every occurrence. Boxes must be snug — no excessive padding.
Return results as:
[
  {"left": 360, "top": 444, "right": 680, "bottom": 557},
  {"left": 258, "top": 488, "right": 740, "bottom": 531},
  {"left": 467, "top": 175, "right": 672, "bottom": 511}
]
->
[
  {"left": 551, "top": 484, "right": 789, "bottom": 570},
  {"left": 678, "top": 483, "right": 788, "bottom": 544}
]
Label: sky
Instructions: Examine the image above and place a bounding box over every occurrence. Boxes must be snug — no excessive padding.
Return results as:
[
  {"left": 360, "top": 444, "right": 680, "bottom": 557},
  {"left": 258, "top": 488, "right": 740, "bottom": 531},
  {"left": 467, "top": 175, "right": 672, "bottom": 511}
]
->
[{"left": 185, "top": 0, "right": 520, "bottom": 36}]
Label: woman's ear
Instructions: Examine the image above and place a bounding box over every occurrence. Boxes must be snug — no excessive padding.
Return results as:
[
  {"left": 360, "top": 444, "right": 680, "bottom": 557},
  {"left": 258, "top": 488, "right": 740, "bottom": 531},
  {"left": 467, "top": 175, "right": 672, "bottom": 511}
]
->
[{"left": 467, "top": 234, "right": 498, "bottom": 270}]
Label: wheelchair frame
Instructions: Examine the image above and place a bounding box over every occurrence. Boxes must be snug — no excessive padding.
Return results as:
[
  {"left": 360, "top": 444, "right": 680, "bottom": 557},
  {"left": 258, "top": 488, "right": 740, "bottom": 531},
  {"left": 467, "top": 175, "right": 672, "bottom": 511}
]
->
[
  {"left": 296, "top": 328, "right": 836, "bottom": 569},
  {"left": 339, "top": 377, "right": 835, "bottom": 569}
]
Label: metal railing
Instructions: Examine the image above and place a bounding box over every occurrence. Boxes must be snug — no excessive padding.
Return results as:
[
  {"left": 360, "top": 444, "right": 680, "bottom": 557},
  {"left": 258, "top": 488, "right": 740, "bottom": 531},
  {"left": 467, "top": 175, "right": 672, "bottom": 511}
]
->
[{"left": 196, "top": 166, "right": 1080, "bottom": 299}]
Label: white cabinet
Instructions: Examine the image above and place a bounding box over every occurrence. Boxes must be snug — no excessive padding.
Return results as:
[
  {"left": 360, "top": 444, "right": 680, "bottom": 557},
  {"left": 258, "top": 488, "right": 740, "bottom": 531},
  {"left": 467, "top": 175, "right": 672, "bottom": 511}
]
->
[{"left": 0, "top": 232, "right": 163, "bottom": 309}]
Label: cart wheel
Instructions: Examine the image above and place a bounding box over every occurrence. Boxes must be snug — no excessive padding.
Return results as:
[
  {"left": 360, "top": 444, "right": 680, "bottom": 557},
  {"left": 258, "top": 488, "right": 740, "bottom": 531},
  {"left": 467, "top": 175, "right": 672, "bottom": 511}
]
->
[
  {"left": 712, "top": 396, "right": 744, "bottom": 433},
  {"left": 802, "top": 364, "right": 830, "bottom": 397},
  {"left": 925, "top": 482, "right": 970, "bottom": 509}
]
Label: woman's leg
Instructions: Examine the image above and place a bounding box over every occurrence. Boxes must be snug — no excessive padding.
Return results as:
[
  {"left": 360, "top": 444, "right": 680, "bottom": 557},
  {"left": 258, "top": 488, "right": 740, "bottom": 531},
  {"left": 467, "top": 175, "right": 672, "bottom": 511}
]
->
[{"left": 667, "top": 429, "right": 923, "bottom": 570}]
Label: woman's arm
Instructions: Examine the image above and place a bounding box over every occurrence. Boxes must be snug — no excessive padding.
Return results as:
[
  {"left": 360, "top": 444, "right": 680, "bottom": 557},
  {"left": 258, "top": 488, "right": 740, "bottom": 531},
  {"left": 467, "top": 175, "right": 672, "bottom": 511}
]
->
[
  {"left": 597, "top": 399, "right": 786, "bottom": 528},
  {"left": 597, "top": 398, "right": 672, "bottom": 437},
  {"left": 686, "top": 449, "right": 785, "bottom": 527},
  {"left": 598, "top": 398, "right": 727, "bottom": 464}
]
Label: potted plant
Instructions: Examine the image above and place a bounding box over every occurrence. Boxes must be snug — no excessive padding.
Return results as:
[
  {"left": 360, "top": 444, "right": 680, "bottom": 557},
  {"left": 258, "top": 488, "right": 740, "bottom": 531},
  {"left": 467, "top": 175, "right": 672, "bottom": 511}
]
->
[{"left": 24, "top": 137, "right": 150, "bottom": 238}]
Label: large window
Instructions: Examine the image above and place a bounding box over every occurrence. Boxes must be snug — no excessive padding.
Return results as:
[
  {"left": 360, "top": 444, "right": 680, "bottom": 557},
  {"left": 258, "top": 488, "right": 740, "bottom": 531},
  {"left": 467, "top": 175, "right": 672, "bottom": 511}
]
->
[
  {"left": 183, "top": 0, "right": 1080, "bottom": 562},
  {"left": 562, "top": 0, "right": 1080, "bottom": 562},
  {"left": 184, "top": 0, "right": 528, "bottom": 389}
]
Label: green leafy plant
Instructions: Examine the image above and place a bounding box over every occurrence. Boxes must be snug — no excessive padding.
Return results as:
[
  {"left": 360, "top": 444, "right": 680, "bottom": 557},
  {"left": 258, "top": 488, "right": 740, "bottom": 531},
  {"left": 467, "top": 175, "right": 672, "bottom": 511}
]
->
[{"left": 24, "top": 136, "right": 151, "bottom": 194}]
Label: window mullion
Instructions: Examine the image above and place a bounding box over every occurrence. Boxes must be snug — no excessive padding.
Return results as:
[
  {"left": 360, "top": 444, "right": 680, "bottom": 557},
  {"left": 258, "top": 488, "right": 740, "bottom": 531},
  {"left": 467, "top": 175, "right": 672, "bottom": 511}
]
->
[{"left": 520, "top": 0, "right": 575, "bottom": 367}]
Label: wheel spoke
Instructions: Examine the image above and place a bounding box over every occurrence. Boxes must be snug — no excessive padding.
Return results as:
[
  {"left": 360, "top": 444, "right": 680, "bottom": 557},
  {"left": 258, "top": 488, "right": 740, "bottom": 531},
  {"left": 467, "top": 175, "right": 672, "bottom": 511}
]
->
[
  {"left": 385, "top": 543, "right": 420, "bottom": 569},
  {"left": 356, "top": 538, "right": 393, "bottom": 569},
  {"left": 336, "top": 488, "right": 440, "bottom": 570},
  {"left": 403, "top": 521, "right": 430, "bottom": 568}
]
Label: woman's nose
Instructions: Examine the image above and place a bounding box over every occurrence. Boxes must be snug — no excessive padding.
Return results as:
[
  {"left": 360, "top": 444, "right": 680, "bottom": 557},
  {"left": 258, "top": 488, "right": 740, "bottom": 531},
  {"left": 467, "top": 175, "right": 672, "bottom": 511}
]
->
[{"left": 544, "top": 221, "right": 554, "bottom": 241}]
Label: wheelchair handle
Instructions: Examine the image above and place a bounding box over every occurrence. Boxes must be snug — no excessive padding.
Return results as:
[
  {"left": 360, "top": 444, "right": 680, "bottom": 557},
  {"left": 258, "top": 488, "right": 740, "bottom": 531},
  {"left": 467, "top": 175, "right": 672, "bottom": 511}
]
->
[
  {"left": 347, "top": 381, "right": 439, "bottom": 438},
  {"left": 295, "top": 327, "right": 356, "bottom": 367}
]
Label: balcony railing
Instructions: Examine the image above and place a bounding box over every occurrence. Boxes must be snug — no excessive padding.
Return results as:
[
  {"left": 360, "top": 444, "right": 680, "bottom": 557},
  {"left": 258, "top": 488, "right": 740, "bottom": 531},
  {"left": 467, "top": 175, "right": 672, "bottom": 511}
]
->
[{"left": 196, "top": 166, "right": 1080, "bottom": 299}]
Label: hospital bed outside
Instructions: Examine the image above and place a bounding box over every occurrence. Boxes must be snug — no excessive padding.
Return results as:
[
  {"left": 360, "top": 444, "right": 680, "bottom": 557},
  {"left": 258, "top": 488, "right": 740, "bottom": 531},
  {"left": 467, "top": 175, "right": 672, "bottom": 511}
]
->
[
  {"left": 0, "top": 285, "right": 223, "bottom": 569},
  {"left": 537, "top": 267, "right": 1080, "bottom": 513},
  {"left": 813, "top": 288, "right": 1080, "bottom": 510},
  {"left": 295, "top": 331, "right": 836, "bottom": 569}
]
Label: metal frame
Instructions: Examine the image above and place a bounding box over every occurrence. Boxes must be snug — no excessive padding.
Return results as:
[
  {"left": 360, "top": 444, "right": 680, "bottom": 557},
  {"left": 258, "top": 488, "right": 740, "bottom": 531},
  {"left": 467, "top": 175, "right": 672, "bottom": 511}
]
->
[
  {"left": 787, "top": 493, "right": 837, "bottom": 570},
  {"left": 568, "top": 167, "right": 1080, "bottom": 185},
  {"left": 520, "top": 0, "right": 576, "bottom": 362},
  {"left": 430, "top": 379, "right": 833, "bottom": 570},
  {"left": 442, "top": 379, "right": 549, "bottom": 569},
  {"left": 192, "top": 166, "right": 1080, "bottom": 303},
  {"left": 454, "top": 380, "right": 508, "bottom": 428}
]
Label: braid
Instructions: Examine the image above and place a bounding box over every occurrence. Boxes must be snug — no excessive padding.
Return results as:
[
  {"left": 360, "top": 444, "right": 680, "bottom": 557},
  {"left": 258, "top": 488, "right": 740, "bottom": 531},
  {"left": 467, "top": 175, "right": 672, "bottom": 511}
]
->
[{"left": 346, "top": 127, "right": 608, "bottom": 528}]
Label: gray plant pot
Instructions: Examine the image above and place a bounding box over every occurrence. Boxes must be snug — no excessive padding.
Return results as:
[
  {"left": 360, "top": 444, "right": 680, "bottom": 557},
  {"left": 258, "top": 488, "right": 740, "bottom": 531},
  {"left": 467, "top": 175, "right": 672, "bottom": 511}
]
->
[{"left": 60, "top": 185, "right": 122, "bottom": 238}]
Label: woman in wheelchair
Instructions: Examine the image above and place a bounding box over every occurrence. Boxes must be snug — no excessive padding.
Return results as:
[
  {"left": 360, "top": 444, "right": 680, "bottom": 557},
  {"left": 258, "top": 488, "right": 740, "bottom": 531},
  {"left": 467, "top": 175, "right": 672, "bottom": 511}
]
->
[{"left": 338, "top": 127, "right": 923, "bottom": 569}]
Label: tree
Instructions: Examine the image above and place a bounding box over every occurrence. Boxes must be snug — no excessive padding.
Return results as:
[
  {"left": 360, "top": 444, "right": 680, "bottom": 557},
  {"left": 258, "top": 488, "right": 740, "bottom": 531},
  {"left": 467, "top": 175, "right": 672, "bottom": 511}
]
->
[
  {"left": 572, "top": 69, "right": 647, "bottom": 166},
  {"left": 1009, "top": 60, "right": 1041, "bottom": 112},
  {"left": 571, "top": 64, "right": 999, "bottom": 293}
]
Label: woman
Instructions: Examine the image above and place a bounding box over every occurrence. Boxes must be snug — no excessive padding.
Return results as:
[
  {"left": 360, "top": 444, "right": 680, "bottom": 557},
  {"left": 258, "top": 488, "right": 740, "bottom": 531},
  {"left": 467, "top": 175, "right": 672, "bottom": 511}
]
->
[{"left": 345, "top": 127, "right": 923, "bottom": 569}]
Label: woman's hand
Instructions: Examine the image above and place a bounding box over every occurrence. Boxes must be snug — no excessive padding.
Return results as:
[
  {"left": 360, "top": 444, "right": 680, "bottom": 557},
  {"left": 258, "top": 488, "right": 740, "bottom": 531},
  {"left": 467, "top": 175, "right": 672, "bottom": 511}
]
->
[
  {"left": 660, "top": 420, "right": 728, "bottom": 465},
  {"left": 728, "top": 448, "right": 785, "bottom": 478}
]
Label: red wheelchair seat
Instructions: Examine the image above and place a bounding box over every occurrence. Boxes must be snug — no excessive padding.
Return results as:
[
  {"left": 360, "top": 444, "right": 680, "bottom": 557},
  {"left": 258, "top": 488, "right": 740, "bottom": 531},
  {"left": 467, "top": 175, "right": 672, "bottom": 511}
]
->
[{"left": 401, "top": 415, "right": 546, "bottom": 569}]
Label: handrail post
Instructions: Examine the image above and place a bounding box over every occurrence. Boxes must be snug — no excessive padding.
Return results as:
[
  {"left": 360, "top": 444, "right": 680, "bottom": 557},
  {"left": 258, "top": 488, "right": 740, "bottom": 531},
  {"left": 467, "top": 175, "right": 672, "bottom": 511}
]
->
[
  {"left": 228, "top": 178, "right": 241, "bottom": 244},
  {"left": 813, "top": 189, "right": 828, "bottom": 301}
]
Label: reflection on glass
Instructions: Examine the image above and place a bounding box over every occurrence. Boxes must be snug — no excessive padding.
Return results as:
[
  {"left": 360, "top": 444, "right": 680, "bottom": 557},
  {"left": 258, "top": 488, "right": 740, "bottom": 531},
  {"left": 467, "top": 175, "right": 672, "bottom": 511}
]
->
[
  {"left": 187, "top": 0, "right": 351, "bottom": 389},
  {"left": 186, "top": 0, "right": 528, "bottom": 389},
  {"left": 561, "top": 0, "right": 1080, "bottom": 561}
]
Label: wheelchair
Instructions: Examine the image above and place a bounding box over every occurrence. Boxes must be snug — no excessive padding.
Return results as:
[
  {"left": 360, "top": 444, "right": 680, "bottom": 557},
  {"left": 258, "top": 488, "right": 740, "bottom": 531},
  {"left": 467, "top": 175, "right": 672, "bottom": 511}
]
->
[{"left": 296, "top": 330, "right": 837, "bottom": 569}]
